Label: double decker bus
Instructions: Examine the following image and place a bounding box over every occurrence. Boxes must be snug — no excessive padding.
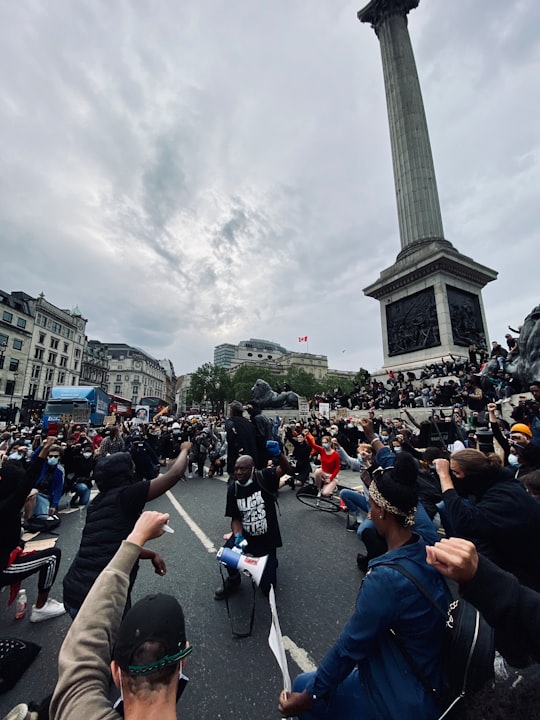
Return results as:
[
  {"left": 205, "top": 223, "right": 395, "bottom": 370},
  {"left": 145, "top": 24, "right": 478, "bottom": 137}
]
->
[
  {"left": 108, "top": 394, "right": 133, "bottom": 419},
  {"left": 139, "top": 396, "right": 169, "bottom": 421}
]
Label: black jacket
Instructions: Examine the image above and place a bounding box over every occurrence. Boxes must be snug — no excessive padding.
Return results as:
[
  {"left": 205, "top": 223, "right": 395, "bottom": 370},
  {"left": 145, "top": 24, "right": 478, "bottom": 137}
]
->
[
  {"left": 63, "top": 454, "right": 149, "bottom": 610},
  {"left": 462, "top": 554, "right": 540, "bottom": 666},
  {"left": 443, "top": 468, "right": 540, "bottom": 591}
]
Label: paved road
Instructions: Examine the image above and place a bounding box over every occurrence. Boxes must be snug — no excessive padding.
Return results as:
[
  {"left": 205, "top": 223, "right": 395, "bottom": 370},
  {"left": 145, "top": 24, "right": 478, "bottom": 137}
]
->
[{"left": 0, "top": 473, "right": 365, "bottom": 719}]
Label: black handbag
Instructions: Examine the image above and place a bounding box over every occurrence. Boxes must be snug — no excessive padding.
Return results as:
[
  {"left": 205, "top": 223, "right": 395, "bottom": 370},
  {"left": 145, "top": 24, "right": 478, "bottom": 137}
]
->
[
  {"left": 388, "top": 563, "right": 495, "bottom": 719},
  {"left": 0, "top": 637, "right": 42, "bottom": 693}
]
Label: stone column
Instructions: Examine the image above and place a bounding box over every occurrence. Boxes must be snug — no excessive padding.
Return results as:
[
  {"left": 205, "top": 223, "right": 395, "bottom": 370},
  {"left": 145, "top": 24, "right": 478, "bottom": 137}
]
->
[
  {"left": 358, "top": 0, "right": 444, "bottom": 257},
  {"left": 358, "top": 0, "right": 497, "bottom": 373}
]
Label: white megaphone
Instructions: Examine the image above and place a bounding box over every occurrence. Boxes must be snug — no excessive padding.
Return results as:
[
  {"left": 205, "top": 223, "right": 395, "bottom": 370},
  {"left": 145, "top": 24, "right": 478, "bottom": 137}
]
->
[{"left": 217, "top": 547, "right": 268, "bottom": 587}]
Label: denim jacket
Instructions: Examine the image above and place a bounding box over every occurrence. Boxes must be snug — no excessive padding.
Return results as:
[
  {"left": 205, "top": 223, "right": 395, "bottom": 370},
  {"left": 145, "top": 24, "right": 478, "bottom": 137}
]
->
[{"left": 306, "top": 538, "right": 449, "bottom": 720}]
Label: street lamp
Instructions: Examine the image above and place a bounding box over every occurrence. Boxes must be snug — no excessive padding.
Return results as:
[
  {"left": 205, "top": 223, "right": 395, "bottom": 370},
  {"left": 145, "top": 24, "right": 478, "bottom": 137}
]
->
[{"left": 9, "top": 370, "right": 18, "bottom": 423}]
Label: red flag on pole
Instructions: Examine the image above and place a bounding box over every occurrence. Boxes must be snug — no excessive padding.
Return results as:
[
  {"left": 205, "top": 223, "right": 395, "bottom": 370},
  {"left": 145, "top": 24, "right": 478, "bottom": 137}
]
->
[{"left": 298, "top": 336, "right": 308, "bottom": 343}]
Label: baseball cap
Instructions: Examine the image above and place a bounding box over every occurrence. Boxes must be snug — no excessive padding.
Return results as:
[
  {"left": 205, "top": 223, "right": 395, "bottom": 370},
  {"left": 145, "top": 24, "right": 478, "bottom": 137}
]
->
[
  {"left": 113, "top": 594, "right": 190, "bottom": 675},
  {"left": 510, "top": 423, "right": 532, "bottom": 438}
]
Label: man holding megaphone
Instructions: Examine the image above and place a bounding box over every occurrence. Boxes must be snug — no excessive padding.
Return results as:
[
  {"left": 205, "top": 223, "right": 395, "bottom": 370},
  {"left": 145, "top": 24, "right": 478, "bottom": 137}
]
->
[{"left": 215, "top": 441, "right": 292, "bottom": 600}]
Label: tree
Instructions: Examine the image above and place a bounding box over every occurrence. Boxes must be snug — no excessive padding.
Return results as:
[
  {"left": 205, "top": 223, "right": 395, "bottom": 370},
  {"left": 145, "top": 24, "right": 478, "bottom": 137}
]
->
[
  {"left": 189, "top": 363, "right": 231, "bottom": 413},
  {"left": 230, "top": 365, "right": 278, "bottom": 404},
  {"left": 354, "top": 368, "right": 371, "bottom": 387},
  {"left": 283, "top": 367, "right": 321, "bottom": 401}
]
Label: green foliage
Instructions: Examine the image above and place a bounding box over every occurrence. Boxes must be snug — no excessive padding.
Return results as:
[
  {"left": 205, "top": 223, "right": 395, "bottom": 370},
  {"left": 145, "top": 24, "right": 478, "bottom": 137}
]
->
[
  {"left": 190, "top": 363, "right": 232, "bottom": 412},
  {"left": 354, "top": 368, "right": 371, "bottom": 387},
  {"left": 283, "top": 367, "right": 321, "bottom": 401},
  {"left": 230, "top": 365, "right": 278, "bottom": 404}
]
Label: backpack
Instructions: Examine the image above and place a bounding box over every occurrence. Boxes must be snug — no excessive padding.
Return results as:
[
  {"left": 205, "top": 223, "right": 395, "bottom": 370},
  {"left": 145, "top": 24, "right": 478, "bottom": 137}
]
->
[{"left": 388, "top": 563, "right": 495, "bottom": 719}]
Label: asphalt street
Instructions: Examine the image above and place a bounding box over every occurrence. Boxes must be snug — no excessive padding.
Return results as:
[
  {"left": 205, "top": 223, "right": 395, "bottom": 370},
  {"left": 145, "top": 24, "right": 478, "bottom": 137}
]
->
[{"left": 0, "top": 472, "right": 364, "bottom": 720}]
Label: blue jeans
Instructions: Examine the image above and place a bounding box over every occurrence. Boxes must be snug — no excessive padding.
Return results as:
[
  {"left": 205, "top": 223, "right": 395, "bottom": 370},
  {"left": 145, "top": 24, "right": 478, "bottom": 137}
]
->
[
  {"left": 339, "top": 489, "right": 368, "bottom": 520},
  {"left": 72, "top": 482, "right": 91, "bottom": 505},
  {"left": 33, "top": 493, "right": 50, "bottom": 517},
  {"left": 292, "top": 670, "right": 363, "bottom": 720}
]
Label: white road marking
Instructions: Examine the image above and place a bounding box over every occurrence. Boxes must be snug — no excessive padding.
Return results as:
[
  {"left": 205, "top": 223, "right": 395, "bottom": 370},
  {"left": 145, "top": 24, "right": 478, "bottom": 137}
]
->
[
  {"left": 166, "top": 490, "right": 217, "bottom": 553},
  {"left": 282, "top": 636, "right": 317, "bottom": 673},
  {"left": 166, "top": 489, "right": 317, "bottom": 674}
]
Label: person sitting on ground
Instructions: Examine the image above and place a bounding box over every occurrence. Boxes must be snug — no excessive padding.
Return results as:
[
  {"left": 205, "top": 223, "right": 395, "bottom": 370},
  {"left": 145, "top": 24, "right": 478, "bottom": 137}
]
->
[
  {"left": 279, "top": 450, "right": 450, "bottom": 720},
  {"left": 303, "top": 430, "right": 340, "bottom": 496},
  {"left": 24, "top": 443, "right": 65, "bottom": 522},
  {"left": 355, "top": 418, "right": 439, "bottom": 572},
  {"left": 51, "top": 511, "right": 191, "bottom": 720},
  {"left": 287, "top": 431, "right": 312, "bottom": 487},
  {"left": 426, "top": 537, "right": 540, "bottom": 667},
  {"left": 433, "top": 449, "right": 540, "bottom": 592},
  {"left": 214, "top": 442, "right": 292, "bottom": 600},
  {"left": 337, "top": 443, "right": 376, "bottom": 531},
  {"left": 62, "top": 441, "right": 191, "bottom": 618},
  {"left": 98, "top": 425, "right": 125, "bottom": 456},
  {"left": 64, "top": 441, "right": 96, "bottom": 507},
  {"left": 0, "top": 436, "right": 65, "bottom": 622}
]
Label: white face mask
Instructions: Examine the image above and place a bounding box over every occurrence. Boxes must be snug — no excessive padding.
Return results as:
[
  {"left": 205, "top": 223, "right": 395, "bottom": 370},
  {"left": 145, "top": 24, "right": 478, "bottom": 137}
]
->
[
  {"left": 322, "top": 442, "right": 330, "bottom": 450},
  {"left": 48, "top": 457, "right": 59, "bottom": 467},
  {"left": 508, "top": 453, "right": 520, "bottom": 468},
  {"left": 83, "top": 452, "right": 93, "bottom": 459},
  {"left": 9, "top": 452, "right": 22, "bottom": 460}
]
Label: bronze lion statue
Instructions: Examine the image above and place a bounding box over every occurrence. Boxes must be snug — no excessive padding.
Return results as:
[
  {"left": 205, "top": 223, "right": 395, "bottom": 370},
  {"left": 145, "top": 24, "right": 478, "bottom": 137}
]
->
[
  {"left": 251, "top": 379, "right": 299, "bottom": 409},
  {"left": 506, "top": 305, "right": 540, "bottom": 386}
]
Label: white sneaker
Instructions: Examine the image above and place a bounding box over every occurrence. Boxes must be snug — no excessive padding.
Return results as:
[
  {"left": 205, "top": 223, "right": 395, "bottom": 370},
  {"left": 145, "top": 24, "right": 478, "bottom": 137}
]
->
[
  {"left": 2, "top": 704, "right": 30, "bottom": 720},
  {"left": 30, "top": 598, "right": 66, "bottom": 623}
]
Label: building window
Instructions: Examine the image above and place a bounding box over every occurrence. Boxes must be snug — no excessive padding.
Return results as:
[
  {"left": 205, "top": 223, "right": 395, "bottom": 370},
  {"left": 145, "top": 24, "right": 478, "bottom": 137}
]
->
[
  {"left": 75, "top": 348, "right": 81, "bottom": 358},
  {"left": 57, "top": 371, "right": 65, "bottom": 384},
  {"left": 17, "top": 317, "right": 27, "bottom": 329},
  {"left": 36, "top": 314, "right": 47, "bottom": 328},
  {"left": 133, "top": 375, "right": 140, "bottom": 382},
  {"left": 45, "top": 368, "right": 54, "bottom": 382},
  {"left": 63, "top": 342, "right": 69, "bottom": 353},
  {"left": 31, "top": 365, "right": 41, "bottom": 379},
  {"left": 2, "top": 311, "right": 13, "bottom": 323},
  {"left": 48, "top": 352, "right": 57, "bottom": 364},
  {"left": 74, "top": 360, "right": 78, "bottom": 370},
  {"left": 50, "top": 338, "right": 59, "bottom": 349},
  {"left": 34, "top": 347, "right": 44, "bottom": 360},
  {"left": 39, "top": 332, "right": 46, "bottom": 344},
  {"left": 12, "top": 339, "right": 23, "bottom": 350},
  {"left": 114, "top": 385, "right": 122, "bottom": 393},
  {"left": 29, "top": 383, "right": 38, "bottom": 397},
  {"left": 247, "top": 352, "right": 253, "bottom": 357},
  {"left": 132, "top": 385, "right": 139, "bottom": 394},
  {"left": 5, "top": 380, "right": 15, "bottom": 395},
  {"left": 0, "top": 333, "right": 8, "bottom": 347},
  {"left": 9, "top": 359, "right": 19, "bottom": 372},
  {"left": 59, "top": 356, "right": 68, "bottom": 368},
  {"left": 51, "top": 321, "right": 62, "bottom": 334}
]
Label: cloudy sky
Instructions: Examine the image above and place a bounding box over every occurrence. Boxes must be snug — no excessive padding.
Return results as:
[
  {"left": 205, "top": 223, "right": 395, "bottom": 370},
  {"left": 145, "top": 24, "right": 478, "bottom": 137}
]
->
[{"left": 1, "top": 0, "right": 538, "bottom": 377}]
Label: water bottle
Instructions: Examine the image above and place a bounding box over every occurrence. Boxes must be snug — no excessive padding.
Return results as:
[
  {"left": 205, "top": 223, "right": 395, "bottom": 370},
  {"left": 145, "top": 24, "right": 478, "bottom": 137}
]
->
[{"left": 15, "top": 589, "right": 27, "bottom": 620}]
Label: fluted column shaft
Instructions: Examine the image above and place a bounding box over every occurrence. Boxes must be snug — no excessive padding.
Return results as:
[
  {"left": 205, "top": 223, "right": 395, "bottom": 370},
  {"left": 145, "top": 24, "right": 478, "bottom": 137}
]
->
[{"left": 360, "top": 2, "right": 444, "bottom": 251}]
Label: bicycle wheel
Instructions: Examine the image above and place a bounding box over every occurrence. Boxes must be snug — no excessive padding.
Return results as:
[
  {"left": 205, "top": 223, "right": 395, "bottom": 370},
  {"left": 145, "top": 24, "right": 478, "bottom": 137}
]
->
[{"left": 296, "top": 489, "right": 341, "bottom": 512}]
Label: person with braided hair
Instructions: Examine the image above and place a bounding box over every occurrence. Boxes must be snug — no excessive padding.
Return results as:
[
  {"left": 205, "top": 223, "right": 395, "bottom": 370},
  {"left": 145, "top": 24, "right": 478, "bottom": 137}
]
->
[{"left": 279, "top": 435, "right": 449, "bottom": 720}]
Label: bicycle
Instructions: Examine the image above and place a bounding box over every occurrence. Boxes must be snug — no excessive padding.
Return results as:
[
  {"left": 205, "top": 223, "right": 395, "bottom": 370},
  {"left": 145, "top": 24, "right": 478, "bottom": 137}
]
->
[{"left": 296, "top": 483, "right": 342, "bottom": 512}]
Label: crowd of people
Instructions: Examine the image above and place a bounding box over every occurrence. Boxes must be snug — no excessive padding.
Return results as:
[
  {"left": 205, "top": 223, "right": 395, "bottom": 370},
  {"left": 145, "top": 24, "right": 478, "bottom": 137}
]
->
[
  {"left": 316, "top": 338, "right": 524, "bottom": 412},
  {"left": 1, "top": 373, "right": 540, "bottom": 719}
]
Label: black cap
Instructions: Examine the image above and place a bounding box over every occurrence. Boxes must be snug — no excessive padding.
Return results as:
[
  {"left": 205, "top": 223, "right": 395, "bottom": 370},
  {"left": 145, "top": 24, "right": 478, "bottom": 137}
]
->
[{"left": 113, "top": 594, "right": 187, "bottom": 675}]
